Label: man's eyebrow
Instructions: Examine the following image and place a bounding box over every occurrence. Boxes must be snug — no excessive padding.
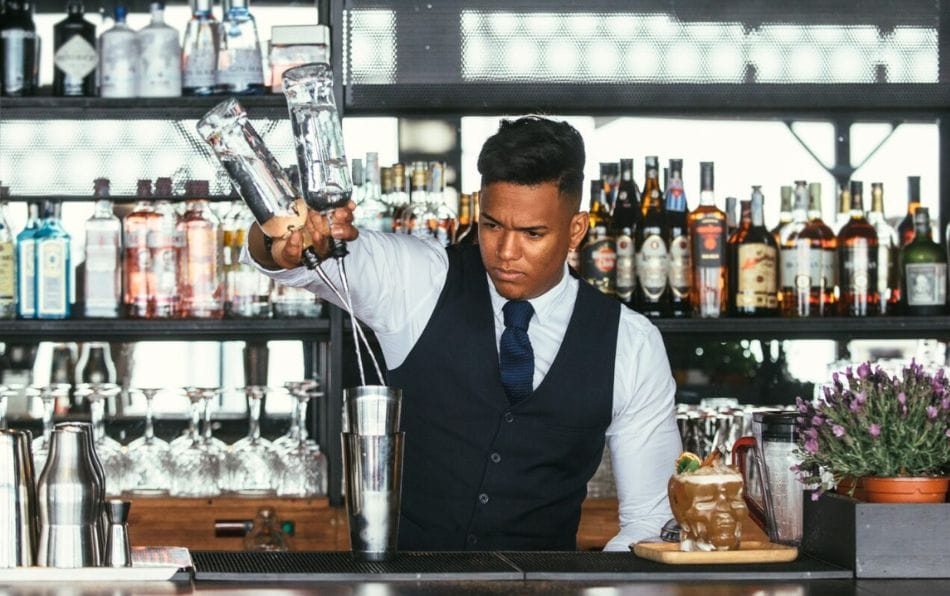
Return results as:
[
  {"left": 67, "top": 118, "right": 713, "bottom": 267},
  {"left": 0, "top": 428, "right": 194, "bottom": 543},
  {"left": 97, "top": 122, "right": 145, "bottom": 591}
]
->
[{"left": 480, "top": 211, "right": 549, "bottom": 232}]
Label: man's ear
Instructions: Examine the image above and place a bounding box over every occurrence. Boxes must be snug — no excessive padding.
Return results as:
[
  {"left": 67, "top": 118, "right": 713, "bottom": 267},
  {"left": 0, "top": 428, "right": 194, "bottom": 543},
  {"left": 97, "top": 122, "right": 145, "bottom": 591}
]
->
[{"left": 569, "top": 211, "right": 589, "bottom": 250}]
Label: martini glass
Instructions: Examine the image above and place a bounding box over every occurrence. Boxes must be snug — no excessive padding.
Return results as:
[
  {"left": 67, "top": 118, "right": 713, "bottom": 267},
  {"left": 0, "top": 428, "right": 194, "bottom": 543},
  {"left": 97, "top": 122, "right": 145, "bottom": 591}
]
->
[{"left": 126, "top": 388, "right": 172, "bottom": 496}]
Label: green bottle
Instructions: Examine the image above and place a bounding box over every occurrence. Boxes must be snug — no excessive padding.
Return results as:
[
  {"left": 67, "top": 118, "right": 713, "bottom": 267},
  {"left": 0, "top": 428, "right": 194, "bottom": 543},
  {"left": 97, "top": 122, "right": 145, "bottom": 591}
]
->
[{"left": 900, "top": 207, "right": 946, "bottom": 316}]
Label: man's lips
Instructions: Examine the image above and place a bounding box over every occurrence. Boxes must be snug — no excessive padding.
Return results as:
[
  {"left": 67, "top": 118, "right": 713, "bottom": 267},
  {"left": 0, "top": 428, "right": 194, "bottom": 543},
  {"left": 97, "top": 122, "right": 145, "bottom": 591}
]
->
[{"left": 493, "top": 268, "right": 525, "bottom": 282}]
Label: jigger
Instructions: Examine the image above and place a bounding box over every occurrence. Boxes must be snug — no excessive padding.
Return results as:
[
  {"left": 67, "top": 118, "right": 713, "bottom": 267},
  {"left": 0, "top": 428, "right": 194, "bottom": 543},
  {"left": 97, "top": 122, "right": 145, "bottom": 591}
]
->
[{"left": 342, "top": 432, "right": 404, "bottom": 561}]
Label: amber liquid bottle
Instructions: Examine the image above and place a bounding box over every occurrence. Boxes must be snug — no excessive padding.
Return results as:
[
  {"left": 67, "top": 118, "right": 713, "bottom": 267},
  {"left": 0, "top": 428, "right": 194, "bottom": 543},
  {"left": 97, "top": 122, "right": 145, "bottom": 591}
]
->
[
  {"left": 867, "top": 182, "right": 900, "bottom": 313},
  {"left": 455, "top": 193, "right": 473, "bottom": 244},
  {"left": 784, "top": 182, "right": 836, "bottom": 317},
  {"left": 123, "top": 180, "right": 158, "bottom": 318},
  {"left": 581, "top": 179, "right": 617, "bottom": 296},
  {"left": 771, "top": 185, "right": 793, "bottom": 244},
  {"left": 730, "top": 188, "right": 778, "bottom": 316},
  {"left": 665, "top": 159, "right": 690, "bottom": 317},
  {"left": 897, "top": 175, "right": 922, "bottom": 246},
  {"left": 688, "top": 162, "right": 727, "bottom": 318},
  {"left": 635, "top": 156, "right": 669, "bottom": 317},
  {"left": 838, "top": 181, "right": 880, "bottom": 316}
]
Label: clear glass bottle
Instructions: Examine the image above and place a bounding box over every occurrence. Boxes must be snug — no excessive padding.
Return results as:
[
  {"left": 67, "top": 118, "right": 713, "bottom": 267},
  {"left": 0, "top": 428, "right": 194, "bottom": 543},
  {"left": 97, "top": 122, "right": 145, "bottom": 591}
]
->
[
  {"left": 356, "top": 152, "right": 388, "bottom": 232},
  {"left": 150, "top": 177, "right": 181, "bottom": 318},
  {"left": 868, "top": 182, "right": 900, "bottom": 313},
  {"left": 52, "top": 0, "right": 96, "bottom": 97},
  {"left": 216, "top": 0, "right": 264, "bottom": 94},
  {"left": 83, "top": 178, "right": 122, "bottom": 318},
  {"left": 223, "top": 202, "right": 271, "bottom": 318},
  {"left": 837, "top": 181, "right": 879, "bottom": 317},
  {"left": 407, "top": 162, "right": 435, "bottom": 241},
  {"left": 664, "top": 159, "right": 690, "bottom": 317},
  {"left": 1, "top": 0, "right": 40, "bottom": 97},
  {"left": 0, "top": 187, "right": 15, "bottom": 318},
  {"left": 15, "top": 200, "right": 40, "bottom": 318},
  {"left": 136, "top": 1, "right": 181, "bottom": 97},
  {"left": 901, "top": 207, "right": 946, "bottom": 316},
  {"left": 181, "top": 0, "right": 219, "bottom": 96},
  {"left": 378, "top": 165, "right": 395, "bottom": 233},
  {"left": 730, "top": 187, "right": 778, "bottom": 317},
  {"left": 33, "top": 201, "right": 71, "bottom": 319},
  {"left": 98, "top": 5, "right": 137, "bottom": 98},
  {"left": 124, "top": 180, "right": 156, "bottom": 318},
  {"left": 688, "top": 162, "right": 727, "bottom": 318},
  {"left": 428, "top": 162, "right": 456, "bottom": 247},
  {"left": 178, "top": 180, "right": 222, "bottom": 318}
]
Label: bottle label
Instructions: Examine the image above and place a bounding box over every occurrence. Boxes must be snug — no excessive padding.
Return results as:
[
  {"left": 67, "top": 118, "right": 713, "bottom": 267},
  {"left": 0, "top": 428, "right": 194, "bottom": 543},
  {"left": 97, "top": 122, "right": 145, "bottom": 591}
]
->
[
  {"left": 85, "top": 229, "right": 120, "bottom": 311},
  {"left": 736, "top": 243, "right": 777, "bottom": 308},
  {"left": 842, "top": 242, "right": 876, "bottom": 294},
  {"left": 54, "top": 34, "right": 97, "bottom": 80},
  {"left": 0, "top": 240, "right": 14, "bottom": 301},
  {"left": 691, "top": 217, "right": 725, "bottom": 269},
  {"left": 582, "top": 236, "right": 617, "bottom": 295},
  {"left": 100, "top": 34, "right": 138, "bottom": 97},
  {"left": 906, "top": 263, "right": 947, "bottom": 306},
  {"left": 636, "top": 234, "right": 669, "bottom": 300},
  {"left": 668, "top": 234, "right": 690, "bottom": 298},
  {"left": 781, "top": 245, "right": 835, "bottom": 291},
  {"left": 17, "top": 239, "right": 35, "bottom": 316},
  {"left": 37, "top": 240, "right": 69, "bottom": 316},
  {"left": 216, "top": 48, "right": 264, "bottom": 87},
  {"left": 183, "top": 48, "right": 217, "bottom": 88},
  {"left": 137, "top": 30, "right": 181, "bottom": 96},
  {"left": 615, "top": 232, "right": 635, "bottom": 301}
]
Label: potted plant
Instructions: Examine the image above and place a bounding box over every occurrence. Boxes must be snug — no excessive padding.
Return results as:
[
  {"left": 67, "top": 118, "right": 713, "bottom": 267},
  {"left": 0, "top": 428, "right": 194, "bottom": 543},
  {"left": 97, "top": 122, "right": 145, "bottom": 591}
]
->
[{"left": 794, "top": 360, "right": 950, "bottom": 503}]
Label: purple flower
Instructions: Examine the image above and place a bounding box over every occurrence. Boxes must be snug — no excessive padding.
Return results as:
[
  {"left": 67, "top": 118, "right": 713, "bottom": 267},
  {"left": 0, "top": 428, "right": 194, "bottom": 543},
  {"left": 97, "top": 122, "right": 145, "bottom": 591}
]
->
[
  {"left": 869, "top": 423, "right": 881, "bottom": 438},
  {"left": 805, "top": 438, "right": 819, "bottom": 454},
  {"left": 850, "top": 400, "right": 863, "bottom": 413},
  {"left": 812, "top": 415, "right": 824, "bottom": 426},
  {"left": 898, "top": 392, "right": 907, "bottom": 406},
  {"left": 833, "top": 372, "right": 841, "bottom": 385},
  {"left": 927, "top": 406, "right": 939, "bottom": 420},
  {"left": 857, "top": 362, "right": 871, "bottom": 379},
  {"left": 941, "top": 397, "right": 949, "bottom": 411},
  {"left": 832, "top": 425, "right": 846, "bottom": 437},
  {"left": 845, "top": 366, "right": 854, "bottom": 378},
  {"left": 811, "top": 491, "right": 822, "bottom": 502},
  {"left": 937, "top": 367, "right": 946, "bottom": 381},
  {"left": 946, "top": 428, "right": 950, "bottom": 439},
  {"left": 796, "top": 397, "right": 809, "bottom": 414},
  {"left": 804, "top": 428, "right": 818, "bottom": 440}
]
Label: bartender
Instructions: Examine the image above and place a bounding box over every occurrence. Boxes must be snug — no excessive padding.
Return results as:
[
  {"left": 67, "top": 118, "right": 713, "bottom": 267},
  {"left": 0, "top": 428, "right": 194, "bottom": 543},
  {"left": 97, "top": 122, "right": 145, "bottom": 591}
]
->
[{"left": 245, "top": 116, "right": 681, "bottom": 551}]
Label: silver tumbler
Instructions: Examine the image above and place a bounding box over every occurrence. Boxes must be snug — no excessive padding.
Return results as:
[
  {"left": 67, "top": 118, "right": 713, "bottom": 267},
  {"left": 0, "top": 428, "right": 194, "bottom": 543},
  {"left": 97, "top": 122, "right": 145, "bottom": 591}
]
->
[
  {"left": 342, "top": 432, "right": 404, "bottom": 561},
  {"left": 343, "top": 386, "right": 402, "bottom": 436},
  {"left": 0, "top": 429, "right": 37, "bottom": 567},
  {"left": 37, "top": 427, "right": 103, "bottom": 567}
]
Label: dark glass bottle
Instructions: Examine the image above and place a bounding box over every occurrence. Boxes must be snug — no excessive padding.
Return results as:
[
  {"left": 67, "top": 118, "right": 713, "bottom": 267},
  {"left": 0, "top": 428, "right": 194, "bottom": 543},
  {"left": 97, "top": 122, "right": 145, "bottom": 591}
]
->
[
  {"left": 53, "top": 1, "right": 97, "bottom": 97},
  {"left": 688, "top": 162, "right": 727, "bottom": 318},
  {"left": 897, "top": 176, "right": 922, "bottom": 246},
  {"left": 900, "top": 207, "right": 946, "bottom": 316},
  {"left": 730, "top": 188, "right": 778, "bottom": 316},
  {"left": 635, "top": 156, "right": 669, "bottom": 317},
  {"left": 1, "top": 0, "right": 39, "bottom": 97},
  {"left": 612, "top": 158, "right": 640, "bottom": 305},
  {"left": 581, "top": 180, "right": 616, "bottom": 296},
  {"left": 838, "top": 181, "right": 880, "bottom": 316},
  {"left": 599, "top": 162, "right": 619, "bottom": 211},
  {"left": 664, "top": 159, "right": 690, "bottom": 317}
]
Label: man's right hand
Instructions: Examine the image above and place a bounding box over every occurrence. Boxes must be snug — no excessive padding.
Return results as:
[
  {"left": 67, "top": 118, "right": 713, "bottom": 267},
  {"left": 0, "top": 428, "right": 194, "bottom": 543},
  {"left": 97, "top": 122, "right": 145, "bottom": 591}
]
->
[{"left": 267, "top": 201, "right": 359, "bottom": 269}]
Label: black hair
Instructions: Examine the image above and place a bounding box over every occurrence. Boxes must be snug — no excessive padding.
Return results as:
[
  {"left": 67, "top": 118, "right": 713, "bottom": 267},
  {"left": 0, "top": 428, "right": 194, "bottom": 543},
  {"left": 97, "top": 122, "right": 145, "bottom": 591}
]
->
[{"left": 477, "top": 116, "right": 585, "bottom": 209}]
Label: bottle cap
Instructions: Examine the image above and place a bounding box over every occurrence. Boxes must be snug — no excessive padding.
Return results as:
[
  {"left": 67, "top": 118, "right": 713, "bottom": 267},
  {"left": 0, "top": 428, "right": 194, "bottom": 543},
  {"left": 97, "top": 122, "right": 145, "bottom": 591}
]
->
[{"left": 700, "top": 162, "right": 714, "bottom": 190}]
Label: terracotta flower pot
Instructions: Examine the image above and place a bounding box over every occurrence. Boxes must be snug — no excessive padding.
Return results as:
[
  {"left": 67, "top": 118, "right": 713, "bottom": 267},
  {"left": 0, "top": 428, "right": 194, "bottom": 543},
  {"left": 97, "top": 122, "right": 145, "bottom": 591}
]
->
[
  {"left": 862, "top": 476, "right": 950, "bottom": 504},
  {"left": 834, "top": 476, "right": 867, "bottom": 501}
]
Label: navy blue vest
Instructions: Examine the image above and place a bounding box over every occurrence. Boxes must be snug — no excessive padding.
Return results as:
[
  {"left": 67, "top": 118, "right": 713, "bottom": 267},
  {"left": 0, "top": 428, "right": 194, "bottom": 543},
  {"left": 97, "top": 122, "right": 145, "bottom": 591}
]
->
[{"left": 388, "top": 244, "right": 621, "bottom": 550}]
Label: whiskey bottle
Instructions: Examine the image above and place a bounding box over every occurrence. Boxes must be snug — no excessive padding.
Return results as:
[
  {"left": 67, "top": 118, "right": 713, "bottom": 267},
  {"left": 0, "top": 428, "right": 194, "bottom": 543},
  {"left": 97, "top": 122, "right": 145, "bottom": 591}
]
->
[
  {"left": 664, "top": 159, "right": 690, "bottom": 317},
  {"left": 833, "top": 181, "right": 852, "bottom": 235},
  {"left": 779, "top": 181, "right": 809, "bottom": 316},
  {"left": 600, "top": 162, "right": 619, "bottom": 211},
  {"left": 83, "top": 178, "right": 122, "bottom": 318},
  {"left": 784, "top": 182, "right": 836, "bottom": 317},
  {"left": 124, "top": 180, "right": 156, "bottom": 318},
  {"left": 897, "top": 176, "right": 922, "bottom": 246},
  {"left": 901, "top": 207, "right": 946, "bottom": 315},
  {"left": 53, "top": 1, "right": 97, "bottom": 97},
  {"left": 635, "top": 156, "right": 669, "bottom": 317},
  {"left": 867, "top": 182, "right": 900, "bottom": 313},
  {"left": 582, "top": 180, "right": 617, "bottom": 296},
  {"left": 771, "top": 185, "right": 793, "bottom": 243},
  {"left": 688, "top": 161, "right": 727, "bottom": 318},
  {"left": 612, "top": 158, "right": 640, "bottom": 305},
  {"left": 455, "top": 193, "right": 473, "bottom": 244},
  {"left": 730, "top": 188, "right": 777, "bottom": 316},
  {"left": 389, "top": 163, "right": 409, "bottom": 233},
  {"left": 730, "top": 199, "right": 751, "bottom": 245},
  {"left": 725, "top": 196, "right": 738, "bottom": 239},
  {"left": 837, "top": 181, "right": 879, "bottom": 316}
]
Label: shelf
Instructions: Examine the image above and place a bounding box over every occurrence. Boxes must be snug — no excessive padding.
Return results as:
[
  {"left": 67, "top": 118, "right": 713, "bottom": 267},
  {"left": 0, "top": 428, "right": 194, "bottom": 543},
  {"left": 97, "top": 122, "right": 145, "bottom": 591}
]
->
[
  {"left": 653, "top": 316, "right": 950, "bottom": 341},
  {"left": 0, "top": 317, "right": 331, "bottom": 342},
  {"left": 6, "top": 195, "right": 240, "bottom": 203},
  {"left": 0, "top": 94, "right": 291, "bottom": 121}
]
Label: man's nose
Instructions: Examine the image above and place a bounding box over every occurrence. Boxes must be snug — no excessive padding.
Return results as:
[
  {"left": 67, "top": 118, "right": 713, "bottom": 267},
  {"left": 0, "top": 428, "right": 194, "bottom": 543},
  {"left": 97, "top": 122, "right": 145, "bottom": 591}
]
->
[{"left": 497, "top": 230, "right": 520, "bottom": 261}]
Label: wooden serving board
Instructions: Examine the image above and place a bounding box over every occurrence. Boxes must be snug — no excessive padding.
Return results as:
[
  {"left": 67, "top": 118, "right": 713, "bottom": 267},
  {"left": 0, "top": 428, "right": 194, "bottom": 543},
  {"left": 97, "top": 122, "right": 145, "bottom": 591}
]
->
[{"left": 633, "top": 541, "right": 798, "bottom": 564}]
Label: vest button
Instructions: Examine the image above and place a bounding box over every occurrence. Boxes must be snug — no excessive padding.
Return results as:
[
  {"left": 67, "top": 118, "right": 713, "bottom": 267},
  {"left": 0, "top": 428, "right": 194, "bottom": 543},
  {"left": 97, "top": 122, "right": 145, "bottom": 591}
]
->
[
  {"left": 490, "top": 452, "right": 501, "bottom": 463},
  {"left": 504, "top": 412, "right": 514, "bottom": 423},
  {"left": 478, "top": 493, "right": 490, "bottom": 505},
  {"left": 467, "top": 534, "right": 478, "bottom": 546}
]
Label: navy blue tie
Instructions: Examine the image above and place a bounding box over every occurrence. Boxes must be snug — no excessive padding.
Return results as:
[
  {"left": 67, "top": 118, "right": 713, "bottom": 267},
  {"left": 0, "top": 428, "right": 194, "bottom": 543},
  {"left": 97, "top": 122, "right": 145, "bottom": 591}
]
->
[{"left": 500, "top": 300, "right": 535, "bottom": 405}]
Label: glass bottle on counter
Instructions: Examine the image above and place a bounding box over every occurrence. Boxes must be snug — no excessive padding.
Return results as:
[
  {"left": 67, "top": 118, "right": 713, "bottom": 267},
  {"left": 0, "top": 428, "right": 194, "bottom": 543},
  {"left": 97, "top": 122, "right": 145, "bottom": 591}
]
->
[
  {"left": 688, "top": 162, "right": 727, "bottom": 318},
  {"left": 124, "top": 180, "right": 156, "bottom": 318},
  {"left": 581, "top": 179, "right": 616, "bottom": 296},
  {"left": 33, "top": 201, "right": 71, "bottom": 319},
  {"left": 178, "top": 180, "right": 222, "bottom": 318},
  {"left": 867, "top": 182, "right": 900, "bottom": 313},
  {"left": 215, "top": 0, "right": 264, "bottom": 94},
  {"left": 83, "top": 178, "right": 122, "bottom": 318},
  {"left": 150, "top": 177, "right": 181, "bottom": 318},
  {"left": 15, "top": 201, "right": 40, "bottom": 318},
  {"left": 136, "top": 1, "right": 182, "bottom": 97},
  {"left": 98, "top": 5, "right": 137, "bottom": 98},
  {"left": 901, "top": 207, "right": 946, "bottom": 316},
  {"left": 897, "top": 176, "right": 923, "bottom": 246},
  {"left": 0, "top": 189, "right": 15, "bottom": 318},
  {"left": 182, "top": 0, "right": 219, "bottom": 96},
  {"left": 665, "top": 159, "right": 690, "bottom": 317},
  {"left": 223, "top": 202, "right": 271, "bottom": 318},
  {"left": 771, "top": 185, "right": 793, "bottom": 243},
  {"left": 635, "top": 156, "right": 669, "bottom": 317},
  {"left": 52, "top": 1, "right": 96, "bottom": 97},
  {"left": 1, "top": 0, "right": 40, "bottom": 97},
  {"left": 837, "top": 181, "right": 879, "bottom": 316},
  {"left": 730, "top": 187, "right": 777, "bottom": 317}
]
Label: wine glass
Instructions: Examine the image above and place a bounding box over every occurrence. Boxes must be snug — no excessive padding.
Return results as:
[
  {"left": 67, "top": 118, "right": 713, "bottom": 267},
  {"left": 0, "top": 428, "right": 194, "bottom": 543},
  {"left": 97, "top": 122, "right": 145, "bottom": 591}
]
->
[
  {"left": 126, "top": 388, "right": 172, "bottom": 496},
  {"left": 170, "top": 387, "right": 221, "bottom": 497},
  {"left": 226, "top": 386, "right": 283, "bottom": 496},
  {"left": 272, "top": 380, "right": 317, "bottom": 452},
  {"left": 30, "top": 384, "right": 70, "bottom": 475},
  {"left": 277, "top": 381, "right": 327, "bottom": 497},
  {"left": 75, "top": 382, "right": 130, "bottom": 497}
]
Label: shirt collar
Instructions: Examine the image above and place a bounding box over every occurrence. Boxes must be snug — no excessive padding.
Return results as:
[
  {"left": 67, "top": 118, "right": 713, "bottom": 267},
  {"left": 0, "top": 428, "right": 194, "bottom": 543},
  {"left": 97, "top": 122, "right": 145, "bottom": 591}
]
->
[{"left": 487, "top": 263, "right": 571, "bottom": 325}]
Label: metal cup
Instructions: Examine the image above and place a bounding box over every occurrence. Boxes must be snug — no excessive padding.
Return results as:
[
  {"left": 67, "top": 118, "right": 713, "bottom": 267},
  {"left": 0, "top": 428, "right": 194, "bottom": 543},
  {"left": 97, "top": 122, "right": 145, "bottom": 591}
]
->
[
  {"left": 37, "top": 427, "right": 103, "bottom": 567},
  {"left": 104, "top": 500, "right": 132, "bottom": 567},
  {"left": 0, "top": 429, "right": 37, "bottom": 567},
  {"left": 343, "top": 386, "right": 402, "bottom": 436},
  {"left": 342, "top": 432, "right": 404, "bottom": 561}
]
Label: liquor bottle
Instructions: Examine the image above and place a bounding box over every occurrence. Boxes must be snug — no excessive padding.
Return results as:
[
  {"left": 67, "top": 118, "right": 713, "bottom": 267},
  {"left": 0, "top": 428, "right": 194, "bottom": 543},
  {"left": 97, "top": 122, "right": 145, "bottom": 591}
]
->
[
  {"left": 14, "top": 201, "right": 39, "bottom": 318},
  {"left": 349, "top": 157, "right": 364, "bottom": 220},
  {"left": 182, "top": 0, "right": 219, "bottom": 96},
  {"left": 688, "top": 162, "right": 728, "bottom": 318},
  {"left": 778, "top": 181, "right": 808, "bottom": 316},
  {"left": 124, "top": 180, "right": 156, "bottom": 318},
  {"left": 455, "top": 193, "right": 473, "bottom": 244},
  {"left": 664, "top": 159, "right": 690, "bottom": 317},
  {"left": 407, "top": 162, "right": 434, "bottom": 241},
  {"left": 582, "top": 180, "right": 617, "bottom": 296},
  {"left": 223, "top": 201, "right": 270, "bottom": 317},
  {"left": 356, "top": 152, "right": 387, "bottom": 233},
  {"left": 897, "top": 176, "right": 922, "bottom": 246},
  {"left": 178, "top": 180, "right": 222, "bottom": 318},
  {"left": 613, "top": 158, "right": 640, "bottom": 305},
  {"left": 136, "top": 1, "right": 182, "bottom": 97},
  {"left": 730, "top": 199, "right": 751, "bottom": 245},
  {"left": 730, "top": 188, "right": 777, "bottom": 316},
  {"left": 98, "top": 5, "right": 137, "bottom": 98},
  {"left": 216, "top": 0, "right": 264, "bottom": 94},
  {"left": 600, "top": 162, "right": 619, "bottom": 210},
  {"left": 0, "top": 188, "right": 14, "bottom": 318},
  {"left": 833, "top": 181, "right": 852, "bottom": 235},
  {"left": 83, "top": 178, "right": 121, "bottom": 318},
  {"left": 33, "top": 201, "right": 71, "bottom": 319},
  {"left": 901, "top": 207, "right": 946, "bottom": 316},
  {"left": 783, "top": 182, "right": 836, "bottom": 317},
  {"left": 470, "top": 191, "right": 481, "bottom": 245},
  {"left": 867, "top": 182, "right": 900, "bottom": 313},
  {"left": 53, "top": 1, "right": 96, "bottom": 97},
  {"left": 389, "top": 163, "right": 409, "bottom": 233},
  {"left": 725, "top": 196, "right": 738, "bottom": 238},
  {"left": 837, "top": 181, "right": 879, "bottom": 316},
  {"left": 432, "top": 163, "right": 457, "bottom": 247},
  {"left": 379, "top": 165, "right": 395, "bottom": 233},
  {"left": 151, "top": 177, "right": 181, "bottom": 318},
  {"left": 1, "top": 0, "right": 39, "bottom": 97},
  {"left": 635, "top": 156, "right": 669, "bottom": 317},
  {"left": 771, "top": 185, "right": 793, "bottom": 243}
]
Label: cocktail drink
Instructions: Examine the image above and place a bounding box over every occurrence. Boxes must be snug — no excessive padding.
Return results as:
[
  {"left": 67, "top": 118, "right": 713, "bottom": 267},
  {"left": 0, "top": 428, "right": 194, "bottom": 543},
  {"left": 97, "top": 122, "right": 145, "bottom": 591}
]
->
[{"left": 668, "top": 454, "right": 748, "bottom": 552}]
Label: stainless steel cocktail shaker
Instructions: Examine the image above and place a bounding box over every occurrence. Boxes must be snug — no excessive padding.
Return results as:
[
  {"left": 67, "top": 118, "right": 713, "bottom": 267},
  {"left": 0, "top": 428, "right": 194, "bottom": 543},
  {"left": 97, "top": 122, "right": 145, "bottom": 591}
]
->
[{"left": 0, "top": 429, "right": 37, "bottom": 567}]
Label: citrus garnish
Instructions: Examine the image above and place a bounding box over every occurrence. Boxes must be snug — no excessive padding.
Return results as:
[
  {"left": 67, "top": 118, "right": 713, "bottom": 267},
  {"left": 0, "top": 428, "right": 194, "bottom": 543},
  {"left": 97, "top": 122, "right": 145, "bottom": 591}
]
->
[{"left": 675, "top": 451, "right": 702, "bottom": 474}]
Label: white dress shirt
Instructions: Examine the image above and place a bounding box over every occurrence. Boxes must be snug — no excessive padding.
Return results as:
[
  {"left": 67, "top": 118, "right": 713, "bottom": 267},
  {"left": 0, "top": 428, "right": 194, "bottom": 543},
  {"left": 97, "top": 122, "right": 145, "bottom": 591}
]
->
[{"left": 243, "top": 229, "right": 682, "bottom": 551}]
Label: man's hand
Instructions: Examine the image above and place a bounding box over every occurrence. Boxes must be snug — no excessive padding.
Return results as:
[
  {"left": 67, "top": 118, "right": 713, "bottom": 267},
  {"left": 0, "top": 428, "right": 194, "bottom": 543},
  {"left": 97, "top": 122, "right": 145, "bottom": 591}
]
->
[{"left": 269, "top": 201, "right": 359, "bottom": 269}]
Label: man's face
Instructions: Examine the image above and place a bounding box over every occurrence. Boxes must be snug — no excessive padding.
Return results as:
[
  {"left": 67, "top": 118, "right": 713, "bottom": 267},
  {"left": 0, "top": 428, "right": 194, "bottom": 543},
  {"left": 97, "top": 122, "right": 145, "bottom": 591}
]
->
[{"left": 478, "top": 181, "right": 588, "bottom": 300}]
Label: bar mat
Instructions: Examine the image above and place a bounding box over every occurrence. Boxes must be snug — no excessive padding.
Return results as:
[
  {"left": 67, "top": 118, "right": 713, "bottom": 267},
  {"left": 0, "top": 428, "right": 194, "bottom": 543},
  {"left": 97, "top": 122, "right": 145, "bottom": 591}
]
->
[
  {"left": 191, "top": 551, "right": 522, "bottom": 582},
  {"left": 498, "top": 551, "right": 853, "bottom": 581}
]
